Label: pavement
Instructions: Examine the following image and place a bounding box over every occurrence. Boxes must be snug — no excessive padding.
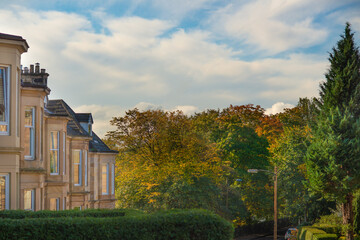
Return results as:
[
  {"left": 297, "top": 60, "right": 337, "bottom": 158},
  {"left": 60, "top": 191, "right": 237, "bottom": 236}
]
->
[{"left": 233, "top": 227, "right": 288, "bottom": 240}]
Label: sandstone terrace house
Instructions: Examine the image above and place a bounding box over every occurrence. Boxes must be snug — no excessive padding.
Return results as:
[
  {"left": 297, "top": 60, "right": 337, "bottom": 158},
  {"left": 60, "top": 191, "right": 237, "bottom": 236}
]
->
[{"left": 0, "top": 33, "right": 117, "bottom": 211}]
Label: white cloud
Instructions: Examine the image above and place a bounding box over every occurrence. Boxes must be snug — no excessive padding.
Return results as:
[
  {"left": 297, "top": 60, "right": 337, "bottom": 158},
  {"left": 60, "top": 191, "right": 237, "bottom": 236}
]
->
[
  {"left": 208, "top": 0, "right": 348, "bottom": 54},
  {"left": 134, "top": 102, "right": 162, "bottom": 111},
  {"left": 74, "top": 105, "right": 123, "bottom": 138},
  {"left": 0, "top": 5, "right": 332, "bottom": 124},
  {"left": 172, "top": 105, "right": 198, "bottom": 115},
  {"left": 265, "top": 102, "right": 295, "bottom": 115}
]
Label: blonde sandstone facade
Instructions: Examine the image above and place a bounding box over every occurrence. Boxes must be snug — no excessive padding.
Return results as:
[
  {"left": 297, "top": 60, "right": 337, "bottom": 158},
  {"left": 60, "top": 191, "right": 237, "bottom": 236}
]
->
[{"left": 0, "top": 33, "right": 117, "bottom": 211}]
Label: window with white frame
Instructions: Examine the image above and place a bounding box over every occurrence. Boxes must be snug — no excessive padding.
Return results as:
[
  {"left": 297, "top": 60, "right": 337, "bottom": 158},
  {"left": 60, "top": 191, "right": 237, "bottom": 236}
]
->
[
  {"left": 49, "top": 198, "right": 59, "bottom": 211},
  {"left": 24, "top": 189, "right": 35, "bottom": 211},
  {"left": 50, "top": 131, "right": 59, "bottom": 174},
  {"left": 0, "top": 174, "right": 9, "bottom": 210},
  {"left": 84, "top": 150, "right": 88, "bottom": 186},
  {"left": 0, "top": 66, "right": 10, "bottom": 135},
  {"left": 24, "top": 107, "right": 35, "bottom": 160},
  {"left": 111, "top": 164, "right": 115, "bottom": 195},
  {"left": 73, "top": 150, "right": 82, "bottom": 186},
  {"left": 102, "top": 164, "right": 109, "bottom": 195},
  {"left": 63, "top": 133, "right": 66, "bottom": 175}
]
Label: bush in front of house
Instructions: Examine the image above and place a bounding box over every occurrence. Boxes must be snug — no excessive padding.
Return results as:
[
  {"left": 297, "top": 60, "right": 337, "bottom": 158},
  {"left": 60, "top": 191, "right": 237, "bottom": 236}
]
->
[
  {"left": 0, "top": 209, "right": 134, "bottom": 219},
  {"left": 0, "top": 209, "right": 234, "bottom": 240}
]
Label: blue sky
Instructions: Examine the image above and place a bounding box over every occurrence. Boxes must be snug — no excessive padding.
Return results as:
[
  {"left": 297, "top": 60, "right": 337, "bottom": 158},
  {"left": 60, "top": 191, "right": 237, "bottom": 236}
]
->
[{"left": 1, "top": 0, "right": 360, "bottom": 136}]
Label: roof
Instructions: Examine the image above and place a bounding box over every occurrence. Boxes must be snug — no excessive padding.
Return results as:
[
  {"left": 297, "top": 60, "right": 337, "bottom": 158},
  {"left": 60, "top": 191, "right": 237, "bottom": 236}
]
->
[
  {"left": 75, "top": 113, "right": 93, "bottom": 124},
  {"left": 47, "top": 100, "right": 89, "bottom": 137},
  {"left": 0, "top": 33, "right": 29, "bottom": 49},
  {"left": 89, "top": 132, "right": 118, "bottom": 153},
  {"left": 47, "top": 99, "right": 117, "bottom": 153}
]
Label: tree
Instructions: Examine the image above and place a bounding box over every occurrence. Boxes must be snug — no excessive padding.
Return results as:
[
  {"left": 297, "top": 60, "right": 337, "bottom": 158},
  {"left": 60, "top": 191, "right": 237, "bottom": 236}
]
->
[
  {"left": 306, "top": 23, "right": 360, "bottom": 240},
  {"left": 106, "top": 109, "right": 224, "bottom": 212}
]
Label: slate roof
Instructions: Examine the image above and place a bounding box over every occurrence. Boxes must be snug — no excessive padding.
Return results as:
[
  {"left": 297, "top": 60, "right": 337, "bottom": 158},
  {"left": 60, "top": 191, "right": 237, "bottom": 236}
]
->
[
  {"left": 89, "top": 132, "right": 118, "bottom": 153},
  {"left": 47, "top": 99, "right": 117, "bottom": 153},
  {"left": 75, "top": 113, "right": 93, "bottom": 124}
]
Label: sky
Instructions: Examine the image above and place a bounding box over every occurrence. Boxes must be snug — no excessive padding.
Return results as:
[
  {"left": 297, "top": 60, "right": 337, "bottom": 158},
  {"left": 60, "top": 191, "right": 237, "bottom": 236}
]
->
[{"left": 1, "top": 0, "right": 360, "bottom": 137}]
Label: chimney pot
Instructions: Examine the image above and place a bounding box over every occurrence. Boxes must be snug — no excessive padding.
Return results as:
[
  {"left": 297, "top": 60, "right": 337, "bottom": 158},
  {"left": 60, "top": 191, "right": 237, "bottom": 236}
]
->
[
  {"left": 24, "top": 67, "right": 29, "bottom": 74},
  {"left": 30, "top": 64, "right": 34, "bottom": 74},
  {"left": 35, "top": 63, "right": 40, "bottom": 73},
  {"left": 41, "top": 69, "right": 46, "bottom": 74}
]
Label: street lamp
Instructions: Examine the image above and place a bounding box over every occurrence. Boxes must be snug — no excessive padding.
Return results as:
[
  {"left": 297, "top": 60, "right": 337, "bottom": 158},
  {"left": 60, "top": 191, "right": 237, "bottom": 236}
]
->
[{"left": 248, "top": 166, "right": 278, "bottom": 240}]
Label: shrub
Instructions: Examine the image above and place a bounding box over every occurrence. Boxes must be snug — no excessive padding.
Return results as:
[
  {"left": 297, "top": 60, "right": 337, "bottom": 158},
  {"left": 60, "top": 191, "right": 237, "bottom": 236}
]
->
[
  {"left": 313, "top": 233, "right": 338, "bottom": 240},
  {"left": 297, "top": 226, "right": 327, "bottom": 240},
  {"left": 0, "top": 209, "right": 233, "bottom": 240},
  {"left": 0, "top": 209, "right": 135, "bottom": 219}
]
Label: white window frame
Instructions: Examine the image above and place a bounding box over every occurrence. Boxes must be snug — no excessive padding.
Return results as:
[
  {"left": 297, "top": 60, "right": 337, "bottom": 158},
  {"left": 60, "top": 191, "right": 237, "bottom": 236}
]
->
[
  {"left": 84, "top": 150, "right": 88, "bottom": 186},
  {"left": 102, "top": 163, "right": 109, "bottom": 195},
  {"left": 111, "top": 164, "right": 115, "bottom": 195},
  {"left": 73, "top": 150, "right": 82, "bottom": 186},
  {"left": 50, "top": 131, "right": 60, "bottom": 175},
  {"left": 24, "top": 189, "right": 35, "bottom": 211},
  {"left": 63, "top": 133, "right": 66, "bottom": 175},
  {"left": 0, "top": 66, "right": 10, "bottom": 135},
  {"left": 24, "top": 107, "right": 35, "bottom": 160},
  {"left": 0, "top": 174, "right": 9, "bottom": 210}
]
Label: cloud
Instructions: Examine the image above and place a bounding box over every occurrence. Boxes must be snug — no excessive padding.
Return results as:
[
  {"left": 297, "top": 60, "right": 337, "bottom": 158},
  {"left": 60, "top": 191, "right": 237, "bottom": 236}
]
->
[
  {"left": 0, "top": 5, "right": 335, "bottom": 131},
  {"left": 74, "top": 104, "right": 123, "bottom": 137},
  {"left": 265, "top": 102, "right": 295, "bottom": 115},
  {"left": 208, "top": 0, "right": 352, "bottom": 54},
  {"left": 172, "top": 105, "right": 198, "bottom": 115}
]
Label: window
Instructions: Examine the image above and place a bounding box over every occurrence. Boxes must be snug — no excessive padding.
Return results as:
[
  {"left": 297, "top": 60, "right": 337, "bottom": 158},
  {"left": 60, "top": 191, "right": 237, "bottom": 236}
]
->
[
  {"left": 0, "top": 174, "right": 9, "bottom": 210},
  {"left": 102, "top": 164, "right": 109, "bottom": 195},
  {"left": 40, "top": 110, "right": 43, "bottom": 161},
  {"left": 24, "top": 107, "right": 35, "bottom": 160},
  {"left": 0, "top": 66, "right": 10, "bottom": 134},
  {"left": 63, "top": 133, "right": 66, "bottom": 175},
  {"left": 49, "top": 198, "right": 59, "bottom": 211},
  {"left": 84, "top": 151, "right": 88, "bottom": 186},
  {"left": 50, "top": 131, "right": 59, "bottom": 174},
  {"left": 111, "top": 164, "right": 115, "bottom": 195},
  {"left": 63, "top": 197, "right": 66, "bottom": 210},
  {"left": 73, "top": 150, "right": 82, "bottom": 186},
  {"left": 24, "top": 189, "right": 35, "bottom": 211}
]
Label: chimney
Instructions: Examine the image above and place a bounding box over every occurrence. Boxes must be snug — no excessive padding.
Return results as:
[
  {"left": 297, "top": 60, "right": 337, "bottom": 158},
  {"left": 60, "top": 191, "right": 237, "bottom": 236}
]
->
[
  {"left": 35, "top": 63, "right": 40, "bottom": 73},
  {"left": 24, "top": 67, "right": 29, "bottom": 74},
  {"left": 41, "top": 69, "right": 46, "bottom": 74},
  {"left": 30, "top": 64, "right": 34, "bottom": 74}
]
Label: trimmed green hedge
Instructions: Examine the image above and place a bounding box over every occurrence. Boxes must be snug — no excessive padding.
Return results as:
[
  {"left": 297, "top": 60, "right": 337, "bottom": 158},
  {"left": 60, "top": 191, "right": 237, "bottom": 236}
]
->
[
  {"left": 0, "top": 209, "right": 132, "bottom": 219},
  {"left": 0, "top": 209, "right": 234, "bottom": 240},
  {"left": 313, "top": 234, "right": 338, "bottom": 240},
  {"left": 298, "top": 226, "right": 327, "bottom": 240},
  {"left": 313, "top": 224, "right": 341, "bottom": 235}
]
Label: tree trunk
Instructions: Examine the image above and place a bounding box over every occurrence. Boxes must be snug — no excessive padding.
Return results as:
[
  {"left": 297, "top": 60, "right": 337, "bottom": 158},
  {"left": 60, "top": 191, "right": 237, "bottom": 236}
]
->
[{"left": 342, "top": 193, "right": 354, "bottom": 240}]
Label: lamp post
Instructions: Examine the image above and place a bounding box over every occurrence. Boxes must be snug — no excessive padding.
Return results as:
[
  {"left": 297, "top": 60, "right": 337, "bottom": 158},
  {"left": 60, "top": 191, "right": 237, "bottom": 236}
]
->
[{"left": 248, "top": 167, "right": 278, "bottom": 240}]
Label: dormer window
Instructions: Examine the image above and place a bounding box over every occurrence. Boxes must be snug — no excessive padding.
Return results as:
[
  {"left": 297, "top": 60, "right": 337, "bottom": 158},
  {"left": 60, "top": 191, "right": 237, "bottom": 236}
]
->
[{"left": 0, "top": 66, "right": 10, "bottom": 135}]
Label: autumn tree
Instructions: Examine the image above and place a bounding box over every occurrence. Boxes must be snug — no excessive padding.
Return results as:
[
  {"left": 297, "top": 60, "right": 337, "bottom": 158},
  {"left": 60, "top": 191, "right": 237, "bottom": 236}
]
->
[
  {"left": 106, "top": 109, "right": 224, "bottom": 212},
  {"left": 306, "top": 23, "right": 360, "bottom": 240}
]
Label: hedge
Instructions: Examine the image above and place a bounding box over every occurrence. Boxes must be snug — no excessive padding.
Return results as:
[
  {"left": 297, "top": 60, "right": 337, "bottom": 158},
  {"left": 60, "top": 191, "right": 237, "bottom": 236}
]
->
[
  {"left": 0, "top": 209, "right": 234, "bottom": 240},
  {"left": 312, "top": 224, "right": 341, "bottom": 235},
  {"left": 0, "top": 209, "right": 134, "bottom": 219},
  {"left": 312, "top": 234, "right": 338, "bottom": 240},
  {"left": 298, "top": 226, "right": 327, "bottom": 240}
]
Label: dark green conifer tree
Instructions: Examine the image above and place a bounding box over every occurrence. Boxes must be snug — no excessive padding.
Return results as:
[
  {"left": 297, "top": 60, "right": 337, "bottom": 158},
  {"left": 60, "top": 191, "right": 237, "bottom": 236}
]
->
[{"left": 307, "top": 23, "right": 360, "bottom": 240}]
